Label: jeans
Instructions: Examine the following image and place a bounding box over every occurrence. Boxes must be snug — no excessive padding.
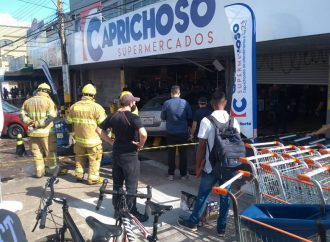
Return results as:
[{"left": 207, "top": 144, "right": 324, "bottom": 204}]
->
[
  {"left": 112, "top": 151, "right": 140, "bottom": 213},
  {"left": 188, "top": 171, "right": 231, "bottom": 231},
  {"left": 166, "top": 133, "right": 188, "bottom": 176}
]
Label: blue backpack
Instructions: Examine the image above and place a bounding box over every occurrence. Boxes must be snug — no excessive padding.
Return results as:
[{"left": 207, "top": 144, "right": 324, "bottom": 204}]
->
[{"left": 206, "top": 115, "right": 246, "bottom": 178}]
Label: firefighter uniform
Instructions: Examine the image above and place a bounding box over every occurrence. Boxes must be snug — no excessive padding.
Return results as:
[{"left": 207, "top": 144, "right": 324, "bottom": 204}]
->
[
  {"left": 20, "top": 83, "right": 57, "bottom": 178},
  {"left": 66, "top": 84, "right": 106, "bottom": 185}
]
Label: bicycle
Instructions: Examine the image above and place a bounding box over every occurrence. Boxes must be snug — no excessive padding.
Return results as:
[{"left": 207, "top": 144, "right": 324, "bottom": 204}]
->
[
  {"left": 32, "top": 166, "right": 123, "bottom": 242},
  {"left": 96, "top": 179, "right": 173, "bottom": 242}
]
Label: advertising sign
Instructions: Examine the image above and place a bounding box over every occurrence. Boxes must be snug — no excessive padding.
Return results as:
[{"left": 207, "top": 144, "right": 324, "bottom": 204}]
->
[
  {"left": 225, "top": 3, "right": 257, "bottom": 138},
  {"left": 78, "top": 0, "right": 219, "bottom": 64}
]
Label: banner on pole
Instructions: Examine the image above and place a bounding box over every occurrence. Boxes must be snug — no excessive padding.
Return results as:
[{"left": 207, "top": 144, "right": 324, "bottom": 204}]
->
[
  {"left": 40, "top": 59, "right": 57, "bottom": 95},
  {"left": 225, "top": 3, "right": 257, "bottom": 138}
]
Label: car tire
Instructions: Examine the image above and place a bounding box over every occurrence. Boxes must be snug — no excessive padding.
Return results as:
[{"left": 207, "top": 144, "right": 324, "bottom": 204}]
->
[{"left": 8, "top": 123, "right": 25, "bottom": 139}]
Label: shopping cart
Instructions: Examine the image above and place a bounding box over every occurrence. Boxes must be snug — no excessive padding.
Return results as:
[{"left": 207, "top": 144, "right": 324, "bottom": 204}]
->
[
  {"left": 240, "top": 153, "right": 285, "bottom": 202},
  {"left": 260, "top": 144, "right": 298, "bottom": 155},
  {"left": 298, "top": 166, "right": 330, "bottom": 215},
  {"left": 304, "top": 154, "right": 330, "bottom": 168},
  {"left": 240, "top": 204, "right": 330, "bottom": 242},
  {"left": 212, "top": 170, "right": 319, "bottom": 242},
  {"left": 245, "top": 141, "right": 284, "bottom": 156},
  {"left": 282, "top": 149, "right": 321, "bottom": 165},
  {"left": 260, "top": 158, "right": 317, "bottom": 203}
]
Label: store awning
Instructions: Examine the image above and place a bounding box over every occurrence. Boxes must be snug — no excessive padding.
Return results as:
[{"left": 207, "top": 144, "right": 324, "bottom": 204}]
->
[{"left": 2, "top": 67, "right": 46, "bottom": 82}]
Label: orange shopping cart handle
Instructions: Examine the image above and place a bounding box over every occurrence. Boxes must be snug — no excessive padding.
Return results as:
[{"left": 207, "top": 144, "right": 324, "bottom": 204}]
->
[{"left": 212, "top": 186, "right": 228, "bottom": 196}]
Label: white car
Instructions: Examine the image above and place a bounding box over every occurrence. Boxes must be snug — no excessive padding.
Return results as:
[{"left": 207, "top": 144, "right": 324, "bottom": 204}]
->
[{"left": 139, "top": 91, "right": 210, "bottom": 136}]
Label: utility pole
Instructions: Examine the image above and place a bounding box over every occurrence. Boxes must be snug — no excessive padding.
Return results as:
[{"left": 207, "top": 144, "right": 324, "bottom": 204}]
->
[{"left": 57, "top": 0, "right": 71, "bottom": 106}]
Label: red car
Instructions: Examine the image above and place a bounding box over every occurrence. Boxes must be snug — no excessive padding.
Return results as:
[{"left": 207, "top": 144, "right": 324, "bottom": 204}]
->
[{"left": 2, "top": 101, "right": 28, "bottom": 139}]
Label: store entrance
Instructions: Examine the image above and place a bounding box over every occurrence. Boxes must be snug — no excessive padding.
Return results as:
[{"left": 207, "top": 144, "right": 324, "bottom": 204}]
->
[{"left": 257, "top": 84, "right": 327, "bottom": 136}]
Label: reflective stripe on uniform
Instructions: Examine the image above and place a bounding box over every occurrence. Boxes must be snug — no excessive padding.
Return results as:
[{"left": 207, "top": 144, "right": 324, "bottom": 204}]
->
[
  {"left": 20, "top": 109, "right": 32, "bottom": 123},
  {"left": 75, "top": 136, "right": 101, "bottom": 146},
  {"left": 75, "top": 167, "right": 84, "bottom": 174},
  {"left": 88, "top": 173, "right": 100, "bottom": 181},
  {"left": 65, "top": 116, "right": 72, "bottom": 124},
  {"left": 96, "top": 115, "right": 107, "bottom": 125},
  {"left": 71, "top": 118, "right": 97, "bottom": 125}
]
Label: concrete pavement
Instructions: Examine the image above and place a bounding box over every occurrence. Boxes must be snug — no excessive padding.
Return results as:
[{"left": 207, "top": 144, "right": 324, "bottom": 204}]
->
[{"left": 0, "top": 139, "right": 236, "bottom": 241}]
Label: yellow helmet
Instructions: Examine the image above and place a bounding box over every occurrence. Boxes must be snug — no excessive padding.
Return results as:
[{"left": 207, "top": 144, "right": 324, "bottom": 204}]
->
[
  {"left": 37, "top": 83, "right": 51, "bottom": 93},
  {"left": 82, "top": 84, "right": 96, "bottom": 96},
  {"left": 120, "top": 91, "right": 132, "bottom": 98}
]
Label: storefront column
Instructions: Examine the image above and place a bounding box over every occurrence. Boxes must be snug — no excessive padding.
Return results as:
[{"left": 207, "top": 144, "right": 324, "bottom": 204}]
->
[
  {"left": 326, "top": 53, "right": 330, "bottom": 137},
  {"left": 120, "top": 66, "right": 125, "bottom": 91}
]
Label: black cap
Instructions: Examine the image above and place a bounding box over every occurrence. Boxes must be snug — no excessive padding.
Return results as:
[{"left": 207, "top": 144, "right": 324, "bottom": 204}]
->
[{"left": 198, "top": 97, "right": 207, "bottom": 104}]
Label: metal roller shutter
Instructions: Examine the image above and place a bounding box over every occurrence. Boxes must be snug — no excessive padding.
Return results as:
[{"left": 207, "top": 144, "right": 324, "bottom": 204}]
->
[{"left": 257, "top": 50, "right": 329, "bottom": 85}]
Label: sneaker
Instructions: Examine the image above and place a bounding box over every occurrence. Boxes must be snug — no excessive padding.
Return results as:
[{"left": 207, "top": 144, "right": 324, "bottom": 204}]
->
[
  {"left": 168, "top": 175, "right": 174, "bottom": 181},
  {"left": 217, "top": 228, "right": 226, "bottom": 238},
  {"left": 180, "top": 175, "right": 189, "bottom": 180},
  {"left": 177, "top": 218, "right": 197, "bottom": 231},
  {"left": 131, "top": 210, "right": 149, "bottom": 222},
  {"left": 87, "top": 177, "right": 104, "bottom": 185}
]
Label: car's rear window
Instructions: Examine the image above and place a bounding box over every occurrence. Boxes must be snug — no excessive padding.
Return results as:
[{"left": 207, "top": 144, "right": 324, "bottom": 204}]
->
[
  {"left": 140, "top": 96, "right": 170, "bottom": 111},
  {"left": 3, "top": 101, "right": 19, "bottom": 113}
]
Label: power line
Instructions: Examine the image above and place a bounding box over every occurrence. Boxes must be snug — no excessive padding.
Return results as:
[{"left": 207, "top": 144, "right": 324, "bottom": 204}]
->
[
  {"left": 2, "top": 0, "right": 163, "bottom": 55},
  {"left": 13, "top": 0, "right": 57, "bottom": 10}
]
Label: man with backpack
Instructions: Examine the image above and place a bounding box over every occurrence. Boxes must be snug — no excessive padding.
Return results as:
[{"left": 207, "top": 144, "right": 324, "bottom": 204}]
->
[{"left": 177, "top": 90, "right": 244, "bottom": 237}]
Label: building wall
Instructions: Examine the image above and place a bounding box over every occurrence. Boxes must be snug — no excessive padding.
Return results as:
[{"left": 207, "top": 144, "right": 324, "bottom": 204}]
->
[
  {"left": 0, "top": 25, "right": 29, "bottom": 72},
  {"left": 87, "top": 67, "right": 121, "bottom": 107},
  {"left": 68, "top": 0, "right": 330, "bottom": 65}
]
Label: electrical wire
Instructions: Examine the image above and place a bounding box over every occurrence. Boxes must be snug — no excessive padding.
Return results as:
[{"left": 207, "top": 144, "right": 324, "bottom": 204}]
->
[
  {"left": 13, "top": 0, "right": 57, "bottom": 10},
  {"left": 2, "top": 0, "right": 164, "bottom": 56}
]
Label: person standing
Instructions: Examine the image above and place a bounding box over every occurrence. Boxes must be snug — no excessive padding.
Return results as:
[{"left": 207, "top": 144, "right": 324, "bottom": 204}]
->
[
  {"left": 66, "top": 84, "right": 107, "bottom": 185},
  {"left": 20, "top": 83, "right": 58, "bottom": 178},
  {"left": 3, "top": 87, "right": 9, "bottom": 100},
  {"left": 97, "top": 92, "right": 148, "bottom": 222},
  {"left": 190, "top": 97, "right": 213, "bottom": 141},
  {"left": 177, "top": 91, "right": 240, "bottom": 237},
  {"left": 161, "top": 85, "right": 192, "bottom": 180}
]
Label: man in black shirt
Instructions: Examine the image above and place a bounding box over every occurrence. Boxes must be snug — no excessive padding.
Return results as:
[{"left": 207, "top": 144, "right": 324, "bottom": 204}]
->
[
  {"left": 190, "top": 97, "right": 213, "bottom": 140},
  {"left": 97, "top": 93, "right": 148, "bottom": 222}
]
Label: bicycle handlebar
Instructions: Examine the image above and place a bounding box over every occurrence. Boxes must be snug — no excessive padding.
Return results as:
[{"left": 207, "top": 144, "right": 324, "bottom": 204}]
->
[
  {"left": 96, "top": 179, "right": 152, "bottom": 210},
  {"left": 32, "top": 166, "right": 60, "bottom": 231}
]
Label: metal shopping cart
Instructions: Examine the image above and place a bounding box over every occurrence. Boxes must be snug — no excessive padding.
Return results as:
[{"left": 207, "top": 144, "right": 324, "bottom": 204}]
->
[
  {"left": 212, "top": 170, "right": 324, "bottom": 242},
  {"left": 298, "top": 166, "right": 330, "bottom": 214},
  {"left": 260, "top": 158, "right": 318, "bottom": 203},
  {"left": 304, "top": 154, "right": 330, "bottom": 168},
  {"left": 239, "top": 153, "right": 286, "bottom": 203},
  {"left": 245, "top": 141, "right": 284, "bottom": 156},
  {"left": 282, "top": 149, "right": 321, "bottom": 162},
  {"left": 260, "top": 144, "right": 299, "bottom": 155}
]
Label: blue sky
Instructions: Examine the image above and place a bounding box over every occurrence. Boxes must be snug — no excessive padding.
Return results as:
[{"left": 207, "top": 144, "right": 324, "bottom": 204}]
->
[{"left": 0, "top": 0, "right": 70, "bottom": 26}]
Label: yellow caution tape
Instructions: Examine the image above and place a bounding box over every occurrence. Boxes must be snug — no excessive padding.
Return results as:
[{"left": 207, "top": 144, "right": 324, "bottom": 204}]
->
[{"left": 0, "top": 130, "right": 318, "bottom": 166}]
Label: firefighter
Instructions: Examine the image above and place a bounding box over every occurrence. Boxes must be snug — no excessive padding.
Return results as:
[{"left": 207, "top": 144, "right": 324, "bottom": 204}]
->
[
  {"left": 20, "top": 83, "right": 58, "bottom": 178},
  {"left": 66, "top": 84, "right": 106, "bottom": 185}
]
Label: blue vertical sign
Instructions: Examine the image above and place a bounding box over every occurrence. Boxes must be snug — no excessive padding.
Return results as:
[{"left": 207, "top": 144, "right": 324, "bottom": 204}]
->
[{"left": 225, "top": 3, "right": 257, "bottom": 138}]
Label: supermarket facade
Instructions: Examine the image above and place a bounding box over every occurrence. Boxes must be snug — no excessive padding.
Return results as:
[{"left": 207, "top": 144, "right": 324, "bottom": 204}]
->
[{"left": 28, "top": 0, "right": 330, "bottom": 132}]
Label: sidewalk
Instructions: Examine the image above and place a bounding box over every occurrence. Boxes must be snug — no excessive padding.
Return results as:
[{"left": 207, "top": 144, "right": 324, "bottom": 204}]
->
[{"left": 0, "top": 139, "right": 228, "bottom": 241}]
